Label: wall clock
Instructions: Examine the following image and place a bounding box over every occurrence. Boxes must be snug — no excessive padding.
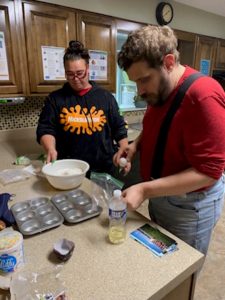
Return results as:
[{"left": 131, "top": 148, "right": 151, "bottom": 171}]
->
[{"left": 156, "top": 2, "right": 174, "bottom": 26}]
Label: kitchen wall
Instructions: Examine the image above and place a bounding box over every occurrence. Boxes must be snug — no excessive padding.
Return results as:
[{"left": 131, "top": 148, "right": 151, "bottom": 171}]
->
[{"left": 37, "top": 0, "right": 225, "bottom": 39}]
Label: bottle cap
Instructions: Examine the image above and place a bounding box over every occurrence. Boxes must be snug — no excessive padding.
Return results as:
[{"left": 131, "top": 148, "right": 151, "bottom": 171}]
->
[{"left": 113, "top": 190, "right": 122, "bottom": 198}]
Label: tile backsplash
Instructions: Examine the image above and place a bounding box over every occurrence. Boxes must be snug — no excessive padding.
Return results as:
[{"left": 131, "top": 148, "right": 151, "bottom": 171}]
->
[
  {"left": 122, "top": 109, "right": 145, "bottom": 125},
  {"left": 0, "top": 96, "right": 145, "bottom": 131},
  {"left": 0, "top": 97, "right": 45, "bottom": 130}
]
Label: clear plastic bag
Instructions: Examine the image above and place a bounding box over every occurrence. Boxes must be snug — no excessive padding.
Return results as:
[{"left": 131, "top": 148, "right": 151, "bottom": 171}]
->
[
  {"left": 10, "top": 265, "right": 67, "bottom": 300},
  {"left": 0, "top": 169, "right": 31, "bottom": 185},
  {"left": 90, "top": 172, "right": 124, "bottom": 207}
]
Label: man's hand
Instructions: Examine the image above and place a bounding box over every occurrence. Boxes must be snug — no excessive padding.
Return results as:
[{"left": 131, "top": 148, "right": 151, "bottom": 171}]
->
[
  {"left": 122, "top": 183, "right": 146, "bottom": 210},
  {"left": 113, "top": 146, "right": 131, "bottom": 175}
]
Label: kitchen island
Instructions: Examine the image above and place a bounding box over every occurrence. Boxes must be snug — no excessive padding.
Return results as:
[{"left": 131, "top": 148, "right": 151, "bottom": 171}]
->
[{"left": 0, "top": 127, "right": 204, "bottom": 300}]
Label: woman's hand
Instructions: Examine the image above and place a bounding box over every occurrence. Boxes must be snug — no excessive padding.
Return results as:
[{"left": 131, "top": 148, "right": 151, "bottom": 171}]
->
[
  {"left": 40, "top": 135, "right": 57, "bottom": 163},
  {"left": 46, "top": 148, "right": 58, "bottom": 163}
]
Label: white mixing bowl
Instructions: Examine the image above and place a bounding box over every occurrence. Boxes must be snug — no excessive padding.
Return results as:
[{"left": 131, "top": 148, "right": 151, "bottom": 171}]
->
[{"left": 42, "top": 159, "right": 90, "bottom": 190}]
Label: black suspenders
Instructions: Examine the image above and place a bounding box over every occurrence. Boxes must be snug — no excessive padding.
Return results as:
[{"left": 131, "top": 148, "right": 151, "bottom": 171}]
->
[{"left": 151, "top": 72, "right": 204, "bottom": 179}]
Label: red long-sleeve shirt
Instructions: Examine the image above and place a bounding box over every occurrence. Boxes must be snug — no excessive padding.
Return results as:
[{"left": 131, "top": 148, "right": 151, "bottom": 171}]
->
[{"left": 140, "top": 66, "right": 225, "bottom": 181}]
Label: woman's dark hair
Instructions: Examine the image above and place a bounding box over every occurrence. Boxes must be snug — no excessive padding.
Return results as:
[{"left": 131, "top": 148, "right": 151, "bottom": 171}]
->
[{"left": 64, "top": 40, "right": 90, "bottom": 64}]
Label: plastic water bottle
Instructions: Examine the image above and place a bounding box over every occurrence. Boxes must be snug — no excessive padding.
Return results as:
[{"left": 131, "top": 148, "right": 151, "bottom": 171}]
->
[{"left": 108, "top": 190, "right": 127, "bottom": 244}]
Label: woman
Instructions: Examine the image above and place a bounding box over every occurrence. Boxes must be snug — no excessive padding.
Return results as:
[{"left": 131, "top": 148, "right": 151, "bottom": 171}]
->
[{"left": 37, "top": 41, "right": 128, "bottom": 176}]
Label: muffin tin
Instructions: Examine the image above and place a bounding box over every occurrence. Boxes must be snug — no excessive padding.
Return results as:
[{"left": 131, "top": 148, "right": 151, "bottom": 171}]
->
[
  {"left": 11, "top": 197, "right": 64, "bottom": 236},
  {"left": 11, "top": 190, "right": 102, "bottom": 236},
  {"left": 51, "top": 189, "right": 102, "bottom": 223}
]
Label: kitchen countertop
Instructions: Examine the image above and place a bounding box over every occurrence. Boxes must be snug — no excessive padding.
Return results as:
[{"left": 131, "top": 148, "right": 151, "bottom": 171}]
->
[{"left": 0, "top": 127, "right": 204, "bottom": 300}]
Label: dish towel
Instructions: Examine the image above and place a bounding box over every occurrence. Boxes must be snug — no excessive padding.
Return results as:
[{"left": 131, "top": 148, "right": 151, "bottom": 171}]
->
[{"left": 0, "top": 193, "right": 15, "bottom": 226}]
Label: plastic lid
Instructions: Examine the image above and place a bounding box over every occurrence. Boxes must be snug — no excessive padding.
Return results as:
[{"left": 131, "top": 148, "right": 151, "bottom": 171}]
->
[
  {"left": 0, "top": 230, "right": 23, "bottom": 251},
  {"left": 113, "top": 190, "right": 122, "bottom": 198}
]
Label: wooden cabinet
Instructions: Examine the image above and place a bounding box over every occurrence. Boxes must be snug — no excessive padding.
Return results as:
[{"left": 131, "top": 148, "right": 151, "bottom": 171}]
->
[
  {"left": 174, "top": 29, "right": 196, "bottom": 68},
  {"left": 214, "top": 39, "right": 225, "bottom": 69},
  {"left": 194, "top": 36, "right": 217, "bottom": 75},
  {"left": 1, "top": 0, "right": 225, "bottom": 98},
  {"left": 22, "top": 1, "right": 76, "bottom": 94},
  {"left": 0, "top": 0, "right": 27, "bottom": 96},
  {"left": 77, "top": 12, "right": 116, "bottom": 92}
]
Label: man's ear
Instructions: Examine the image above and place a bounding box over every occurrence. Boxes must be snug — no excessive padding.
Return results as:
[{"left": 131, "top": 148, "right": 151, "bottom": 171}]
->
[{"left": 163, "top": 54, "right": 175, "bottom": 72}]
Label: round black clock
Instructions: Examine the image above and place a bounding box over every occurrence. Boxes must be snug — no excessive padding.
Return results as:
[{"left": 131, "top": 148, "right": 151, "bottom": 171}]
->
[{"left": 156, "top": 2, "right": 174, "bottom": 26}]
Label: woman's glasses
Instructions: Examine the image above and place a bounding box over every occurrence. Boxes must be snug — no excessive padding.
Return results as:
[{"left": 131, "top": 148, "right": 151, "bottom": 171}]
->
[{"left": 66, "top": 68, "right": 87, "bottom": 80}]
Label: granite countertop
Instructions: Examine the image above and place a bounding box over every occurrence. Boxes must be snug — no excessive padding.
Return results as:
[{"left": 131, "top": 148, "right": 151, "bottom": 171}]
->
[{"left": 0, "top": 127, "right": 204, "bottom": 300}]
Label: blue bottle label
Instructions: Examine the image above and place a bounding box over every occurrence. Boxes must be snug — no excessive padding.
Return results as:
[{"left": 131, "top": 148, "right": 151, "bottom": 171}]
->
[
  {"left": 109, "top": 208, "right": 127, "bottom": 220},
  {"left": 0, "top": 254, "right": 17, "bottom": 272}
]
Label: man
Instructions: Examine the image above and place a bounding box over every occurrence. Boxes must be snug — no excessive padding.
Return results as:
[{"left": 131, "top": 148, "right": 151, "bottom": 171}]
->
[
  {"left": 37, "top": 40, "right": 128, "bottom": 176},
  {"left": 115, "top": 25, "right": 225, "bottom": 255}
]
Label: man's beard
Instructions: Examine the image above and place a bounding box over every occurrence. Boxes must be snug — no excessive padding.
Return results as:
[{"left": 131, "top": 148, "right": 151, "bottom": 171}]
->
[{"left": 141, "top": 73, "right": 171, "bottom": 107}]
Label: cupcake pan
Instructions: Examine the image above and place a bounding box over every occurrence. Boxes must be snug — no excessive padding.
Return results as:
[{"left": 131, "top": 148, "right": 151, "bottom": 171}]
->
[
  {"left": 51, "top": 189, "right": 102, "bottom": 223},
  {"left": 11, "top": 197, "right": 64, "bottom": 236},
  {"left": 11, "top": 190, "right": 102, "bottom": 235}
]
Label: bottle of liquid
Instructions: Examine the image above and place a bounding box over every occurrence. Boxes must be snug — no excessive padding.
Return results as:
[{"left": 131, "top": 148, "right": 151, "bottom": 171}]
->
[
  {"left": 121, "top": 85, "right": 135, "bottom": 108},
  {"left": 108, "top": 189, "right": 127, "bottom": 244}
]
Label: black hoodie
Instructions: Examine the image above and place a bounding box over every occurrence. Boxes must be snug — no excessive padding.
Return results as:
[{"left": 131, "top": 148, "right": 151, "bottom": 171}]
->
[{"left": 37, "top": 81, "right": 127, "bottom": 173}]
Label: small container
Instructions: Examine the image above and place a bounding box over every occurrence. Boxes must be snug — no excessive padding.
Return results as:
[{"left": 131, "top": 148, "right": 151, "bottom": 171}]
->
[
  {"left": 0, "top": 230, "right": 24, "bottom": 274},
  {"left": 121, "top": 85, "right": 136, "bottom": 108},
  {"left": 53, "top": 238, "right": 75, "bottom": 261}
]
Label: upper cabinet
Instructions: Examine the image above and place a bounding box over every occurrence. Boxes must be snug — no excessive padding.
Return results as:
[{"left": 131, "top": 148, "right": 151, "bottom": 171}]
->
[
  {"left": 194, "top": 36, "right": 217, "bottom": 75},
  {"left": 214, "top": 39, "right": 225, "bottom": 70},
  {"left": 22, "top": 1, "right": 76, "bottom": 94},
  {"left": 77, "top": 12, "right": 116, "bottom": 92},
  {"left": 175, "top": 29, "right": 196, "bottom": 68},
  {"left": 0, "top": 0, "right": 27, "bottom": 96},
  {"left": 1, "top": 0, "right": 225, "bottom": 98}
]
